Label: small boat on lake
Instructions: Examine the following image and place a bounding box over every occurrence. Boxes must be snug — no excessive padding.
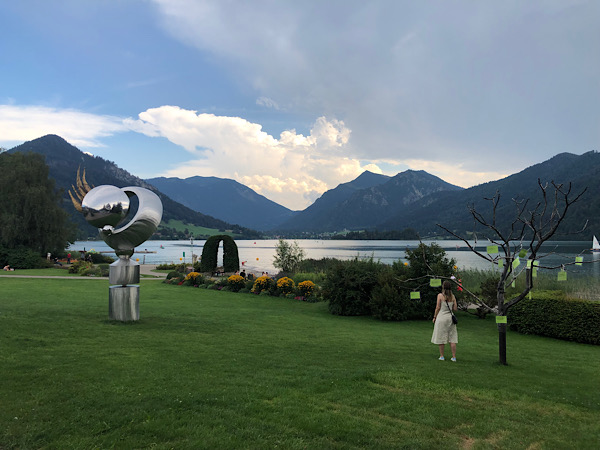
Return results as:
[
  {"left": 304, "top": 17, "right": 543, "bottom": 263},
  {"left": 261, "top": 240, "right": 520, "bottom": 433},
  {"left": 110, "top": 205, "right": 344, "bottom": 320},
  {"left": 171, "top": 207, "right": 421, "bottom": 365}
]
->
[{"left": 593, "top": 236, "right": 600, "bottom": 252}]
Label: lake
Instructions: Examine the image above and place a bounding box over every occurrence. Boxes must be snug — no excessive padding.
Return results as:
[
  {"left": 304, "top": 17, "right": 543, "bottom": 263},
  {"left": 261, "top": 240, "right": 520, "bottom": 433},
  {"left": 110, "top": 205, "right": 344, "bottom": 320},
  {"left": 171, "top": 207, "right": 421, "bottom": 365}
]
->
[{"left": 68, "top": 239, "right": 600, "bottom": 278}]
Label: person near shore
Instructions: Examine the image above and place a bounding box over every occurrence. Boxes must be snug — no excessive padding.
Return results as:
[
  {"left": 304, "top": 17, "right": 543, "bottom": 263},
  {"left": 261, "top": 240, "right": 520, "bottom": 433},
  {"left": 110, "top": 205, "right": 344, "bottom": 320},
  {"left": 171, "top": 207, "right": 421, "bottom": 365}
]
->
[
  {"left": 431, "top": 280, "right": 458, "bottom": 361},
  {"left": 3, "top": 264, "right": 15, "bottom": 271}
]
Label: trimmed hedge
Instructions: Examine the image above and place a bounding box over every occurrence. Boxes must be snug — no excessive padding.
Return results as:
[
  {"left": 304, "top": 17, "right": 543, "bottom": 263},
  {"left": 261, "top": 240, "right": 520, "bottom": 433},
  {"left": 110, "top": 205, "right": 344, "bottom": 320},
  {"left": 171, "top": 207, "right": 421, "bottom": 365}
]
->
[
  {"left": 508, "top": 296, "right": 600, "bottom": 345},
  {"left": 200, "top": 235, "right": 240, "bottom": 273}
]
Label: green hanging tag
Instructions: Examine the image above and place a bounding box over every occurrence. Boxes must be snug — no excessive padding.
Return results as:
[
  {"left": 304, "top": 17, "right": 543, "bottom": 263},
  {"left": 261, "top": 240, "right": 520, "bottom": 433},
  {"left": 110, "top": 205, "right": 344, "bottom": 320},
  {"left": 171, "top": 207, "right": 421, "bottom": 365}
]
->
[
  {"left": 557, "top": 271, "right": 567, "bottom": 282},
  {"left": 532, "top": 268, "right": 537, "bottom": 278},
  {"left": 528, "top": 292, "right": 532, "bottom": 299},
  {"left": 533, "top": 260, "right": 539, "bottom": 267},
  {"left": 496, "top": 316, "right": 507, "bottom": 324},
  {"left": 410, "top": 291, "right": 421, "bottom": 300},
  {"left": 498, "top": 259, "right": 504, "bottom": 268},
  {"left": 511, "top": 280, "right": 516, "bottom": 288},
  {"left": 575, "top": 256, "right": 583, "bottom": 266},
  {"left": 519, "top": 249, "right": 527, "bottom": 258},
  {"left": 430, "top": 278, "right": 442, "bottom": 287},
  {"left": 487, "top": 245, "right": 498, "bottom": 254},
  {"left": 512, "top": 257, "right": 520, "bottom": 269},
  {"left": 526, "top": 260, "right": 532, "bottom": 268}
]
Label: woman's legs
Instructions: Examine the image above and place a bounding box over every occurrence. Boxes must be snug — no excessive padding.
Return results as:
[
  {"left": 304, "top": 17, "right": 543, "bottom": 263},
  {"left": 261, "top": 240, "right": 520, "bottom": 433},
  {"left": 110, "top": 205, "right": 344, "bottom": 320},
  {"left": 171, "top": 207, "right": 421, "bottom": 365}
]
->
[
  {"left": 438, "top": 344, "right": 445, "bottom": 358},
  {"left": 450, "top": 343, "right": 457, "bottom": 359}
]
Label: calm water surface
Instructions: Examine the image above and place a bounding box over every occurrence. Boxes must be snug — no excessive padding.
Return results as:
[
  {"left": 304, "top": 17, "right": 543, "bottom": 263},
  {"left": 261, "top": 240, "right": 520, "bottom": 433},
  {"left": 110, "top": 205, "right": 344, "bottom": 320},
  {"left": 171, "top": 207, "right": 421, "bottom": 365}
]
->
[{"left": 68, "top": 239, "right": 600, "bottom": 278}]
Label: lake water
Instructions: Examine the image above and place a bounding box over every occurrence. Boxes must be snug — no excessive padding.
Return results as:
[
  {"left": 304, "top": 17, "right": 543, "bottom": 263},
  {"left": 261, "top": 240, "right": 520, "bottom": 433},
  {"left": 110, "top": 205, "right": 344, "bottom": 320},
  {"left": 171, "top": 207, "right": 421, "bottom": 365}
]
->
[{"left": 68, "top": 239, "right": 600, "bottom": 278}]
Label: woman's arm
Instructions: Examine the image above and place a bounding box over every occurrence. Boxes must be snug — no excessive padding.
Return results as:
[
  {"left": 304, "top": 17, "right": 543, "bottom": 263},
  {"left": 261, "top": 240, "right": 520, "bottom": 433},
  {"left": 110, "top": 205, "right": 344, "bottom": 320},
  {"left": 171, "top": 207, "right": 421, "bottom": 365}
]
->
[{"left": 432, "top": 295, "right": 442, "bottom": 322}]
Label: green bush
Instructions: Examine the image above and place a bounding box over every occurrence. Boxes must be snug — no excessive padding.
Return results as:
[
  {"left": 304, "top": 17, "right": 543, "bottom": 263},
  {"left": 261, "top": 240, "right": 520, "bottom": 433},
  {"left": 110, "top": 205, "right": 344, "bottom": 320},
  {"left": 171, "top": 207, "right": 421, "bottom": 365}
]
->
[
  {"left": 88, "top": 253, "right": 115, "bottom": 264},
  {"left": 297, "top": 258, "right": 339, "bottom": 273},
  {"left": 166, "top": 271, "right": 183, "bottom": 280},
  {"left": 292, "top": 272, "right": 326, "bottom": 286},
  {"left": 370, "top": 266, "right": 438, "bottom": 321},
  {"left": 324, "top": 257, "right": 389, "bottom": 316},
  {"left": 508, "top": 296, "right": 600, "bottom": 345},
  {"left": 69, "top": 260, "right": 92, "bottom": 274},
  {"left": 0, "top": 246, "right": 50, "bottom": 269}
]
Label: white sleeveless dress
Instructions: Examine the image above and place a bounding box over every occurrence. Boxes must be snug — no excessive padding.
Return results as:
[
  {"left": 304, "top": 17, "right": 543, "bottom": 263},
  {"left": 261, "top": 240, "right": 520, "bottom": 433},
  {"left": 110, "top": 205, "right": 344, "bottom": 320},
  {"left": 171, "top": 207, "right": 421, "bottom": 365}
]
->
[{"left": 431, "top": 300, "right": 458, "bottom": 344}]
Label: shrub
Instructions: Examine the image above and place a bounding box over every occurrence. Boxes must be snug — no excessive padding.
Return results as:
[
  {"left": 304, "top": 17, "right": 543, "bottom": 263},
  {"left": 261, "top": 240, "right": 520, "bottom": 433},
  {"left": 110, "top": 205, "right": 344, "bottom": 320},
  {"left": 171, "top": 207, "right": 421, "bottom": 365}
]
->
[
  {"left": 0, "top": 246, "right": 50, "bottom": 269},
  {"left": 69, "top": 260, "right": 93, "bottom": 274},
  {"left": 276, "top": 277, "right": 295, "bottom": 295},
  {"left": 227, "top": 274, "right": 246, "bottom": 292},
  {"left": 508, "top": 295, "right": 600, "bottom": 345},
  {"left": 166, "top": 271, "right": 183, "bottom": 280},
  {"left": 297, "top": 280, "right": 315, "bottom": 297},
  {"left": 88, "top": 253, "right": 115, "bottom": 264},
  {"left": 297, "top": 258, "right": 339, "bottom": 273},
  {"left": 369, "top": 243, "right": 457, "bottom": 321},
  {"left": 293, "top": 272, "right": 326, "bottom": 286},
  {"left": 324, "top": 257, "right": 389, "bottom": 316},
  {"left": 252, "top": 275, "right": 274, "bottom": 294}
]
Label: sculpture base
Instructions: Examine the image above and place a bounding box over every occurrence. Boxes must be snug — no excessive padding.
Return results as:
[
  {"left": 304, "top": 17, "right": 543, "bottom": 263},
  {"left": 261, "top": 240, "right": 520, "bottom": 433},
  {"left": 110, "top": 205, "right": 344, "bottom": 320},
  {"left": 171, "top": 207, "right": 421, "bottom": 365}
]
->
[{"left": 109, "top": 285, "right": 140, "bottom": 321}]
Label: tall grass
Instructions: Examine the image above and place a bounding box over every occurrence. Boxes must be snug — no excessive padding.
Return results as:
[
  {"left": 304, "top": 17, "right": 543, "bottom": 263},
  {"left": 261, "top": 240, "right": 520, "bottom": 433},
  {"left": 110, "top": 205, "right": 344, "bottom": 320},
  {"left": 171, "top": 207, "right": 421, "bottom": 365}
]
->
[{"left": 1, "top": 278, "right": 599, "bottom": 448}]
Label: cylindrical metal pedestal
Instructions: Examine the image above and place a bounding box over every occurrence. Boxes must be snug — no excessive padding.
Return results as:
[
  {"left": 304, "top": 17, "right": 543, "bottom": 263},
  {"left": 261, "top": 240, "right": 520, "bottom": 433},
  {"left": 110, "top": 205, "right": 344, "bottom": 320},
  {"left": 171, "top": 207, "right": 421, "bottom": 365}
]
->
[{"left": 109, "top": 285, "right": 140, "bottom": 321}]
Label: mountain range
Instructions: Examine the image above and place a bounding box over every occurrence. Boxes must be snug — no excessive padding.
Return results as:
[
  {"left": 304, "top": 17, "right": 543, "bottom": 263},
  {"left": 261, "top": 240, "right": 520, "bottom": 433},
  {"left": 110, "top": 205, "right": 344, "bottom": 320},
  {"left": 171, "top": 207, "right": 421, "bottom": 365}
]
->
[
  {"left": 6, "top": 134, "right": 599, "bottom": 240},
  {"left": 6, "top": 135, "right": 260, "bottom": 239}
]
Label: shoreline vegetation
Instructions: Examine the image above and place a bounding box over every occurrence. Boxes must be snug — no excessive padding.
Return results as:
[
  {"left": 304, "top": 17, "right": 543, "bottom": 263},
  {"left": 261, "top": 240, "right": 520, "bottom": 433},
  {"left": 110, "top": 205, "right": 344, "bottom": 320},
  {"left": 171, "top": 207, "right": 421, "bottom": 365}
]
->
[{"left": 1, "top": 278, "right": 599, "bottom": 448}]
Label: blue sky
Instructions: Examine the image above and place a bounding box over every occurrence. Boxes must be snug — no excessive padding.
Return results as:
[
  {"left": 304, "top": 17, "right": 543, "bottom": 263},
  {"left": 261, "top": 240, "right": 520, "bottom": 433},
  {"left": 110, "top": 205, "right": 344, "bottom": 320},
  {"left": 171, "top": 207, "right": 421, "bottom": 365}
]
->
[{"left": 1, "top": 0, "right": 598, "bottom": 210}]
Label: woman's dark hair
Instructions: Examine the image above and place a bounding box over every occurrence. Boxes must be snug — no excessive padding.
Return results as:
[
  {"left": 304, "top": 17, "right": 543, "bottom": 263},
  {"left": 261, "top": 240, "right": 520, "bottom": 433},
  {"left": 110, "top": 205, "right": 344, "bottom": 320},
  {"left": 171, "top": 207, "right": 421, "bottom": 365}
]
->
[{"left": 442, "top": 280, "right": 454, "bottom": 301}]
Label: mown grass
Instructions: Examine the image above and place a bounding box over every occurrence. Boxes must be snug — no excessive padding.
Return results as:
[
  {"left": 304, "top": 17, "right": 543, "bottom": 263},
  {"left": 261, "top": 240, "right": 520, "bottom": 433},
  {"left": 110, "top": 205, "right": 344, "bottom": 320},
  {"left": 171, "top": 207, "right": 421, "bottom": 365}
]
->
[
  {"left": 0, "top": 267, "right": 82, "bottom": 277},
  {"left": 1, "top": 278, "right": 599, "bottom": 448}
]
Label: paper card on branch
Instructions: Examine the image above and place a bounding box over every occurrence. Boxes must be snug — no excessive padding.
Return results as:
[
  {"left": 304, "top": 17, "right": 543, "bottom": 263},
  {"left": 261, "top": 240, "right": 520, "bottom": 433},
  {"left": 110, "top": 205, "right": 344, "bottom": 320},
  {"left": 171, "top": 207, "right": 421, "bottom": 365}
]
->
[
  {"left": 519, "top": 249, "right": 527, "bottom": 258},
  {"left": 576, "top": 256, "right": 583, "bottom": 266},
  {"left": 496, "top": 316, "right": 507, "bottom": 324},
  {"left": 511, "top": 280, "right": 516, "bottom": 288},
  {"left": 533, "top": 268, "right": 537, "bottom": 278},
  {"left": 410, "top": 291, "right": 421, "bottom": 300},
  {"left": 527, "top": 260, "right": 532, "bottom": 268},
  {"left": 487, "top": 245, "right": 498, "bottom": 254},
  {"left": 512, "top": 257, "right": 520, "bottom": 269},
  {"left": 557, "top": 271, "right": 567, "bottom": 282},
  {"left": 430, "top": 278, "right": 442, "bottom": 287},
  {"left": 498, "top": 259, "right": 504, "bottom": 268},
  {"left": 533, "top": 260, "right": 539, "bottom": 267}
]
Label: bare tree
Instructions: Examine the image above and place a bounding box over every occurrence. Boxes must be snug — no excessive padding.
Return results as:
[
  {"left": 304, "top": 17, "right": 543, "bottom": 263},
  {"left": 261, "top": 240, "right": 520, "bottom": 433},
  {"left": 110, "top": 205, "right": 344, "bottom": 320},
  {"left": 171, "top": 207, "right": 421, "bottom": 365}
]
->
[{"left": 438, "top": 179, "right": 587, "bottom": 365}]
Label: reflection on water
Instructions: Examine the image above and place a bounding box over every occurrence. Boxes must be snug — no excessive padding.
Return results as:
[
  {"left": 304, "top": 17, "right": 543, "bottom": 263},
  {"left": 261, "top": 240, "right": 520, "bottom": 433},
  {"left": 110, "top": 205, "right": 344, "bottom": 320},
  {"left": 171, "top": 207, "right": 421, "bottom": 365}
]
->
[{"left": 68, "top": 239, "right": 600, "bottom": 277}]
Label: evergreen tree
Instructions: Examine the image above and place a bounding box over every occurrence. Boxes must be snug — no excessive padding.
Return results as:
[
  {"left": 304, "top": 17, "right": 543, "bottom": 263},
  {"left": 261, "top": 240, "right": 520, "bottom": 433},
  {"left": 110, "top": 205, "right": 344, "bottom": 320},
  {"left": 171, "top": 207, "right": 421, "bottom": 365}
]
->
[{"left": 0, "top": 152, "right": 75, "bottom": 254}]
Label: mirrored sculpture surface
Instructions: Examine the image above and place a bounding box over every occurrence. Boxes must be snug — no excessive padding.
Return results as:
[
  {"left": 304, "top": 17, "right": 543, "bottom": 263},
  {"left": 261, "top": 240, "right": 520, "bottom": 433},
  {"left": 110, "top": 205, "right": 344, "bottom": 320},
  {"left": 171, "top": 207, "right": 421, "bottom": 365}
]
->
[{"left": 81, "top": 185, "right": 163, "bottom": 321}]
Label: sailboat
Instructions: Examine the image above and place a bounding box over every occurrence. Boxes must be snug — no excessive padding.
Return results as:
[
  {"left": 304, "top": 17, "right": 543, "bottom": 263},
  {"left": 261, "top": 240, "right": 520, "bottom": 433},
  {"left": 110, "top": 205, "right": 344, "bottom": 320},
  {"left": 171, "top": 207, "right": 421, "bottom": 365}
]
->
[{"left": 593, "top": 236, "right": 600, "bottom": 252}]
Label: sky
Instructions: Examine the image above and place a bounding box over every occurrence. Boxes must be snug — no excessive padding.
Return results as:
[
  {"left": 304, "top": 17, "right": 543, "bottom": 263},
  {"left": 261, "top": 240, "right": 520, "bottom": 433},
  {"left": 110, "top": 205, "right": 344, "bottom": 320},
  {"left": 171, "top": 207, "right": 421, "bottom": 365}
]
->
[{"left": 0, "top": 0, "right": 598, "bottom": 210}]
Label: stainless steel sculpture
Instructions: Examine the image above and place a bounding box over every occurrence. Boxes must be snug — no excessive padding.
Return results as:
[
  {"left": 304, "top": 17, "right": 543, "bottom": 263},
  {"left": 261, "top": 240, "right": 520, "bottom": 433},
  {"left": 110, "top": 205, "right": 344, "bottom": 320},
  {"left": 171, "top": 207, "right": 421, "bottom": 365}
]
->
[{"left": 82, "top": 185, "right": 163, "bottom": 321}]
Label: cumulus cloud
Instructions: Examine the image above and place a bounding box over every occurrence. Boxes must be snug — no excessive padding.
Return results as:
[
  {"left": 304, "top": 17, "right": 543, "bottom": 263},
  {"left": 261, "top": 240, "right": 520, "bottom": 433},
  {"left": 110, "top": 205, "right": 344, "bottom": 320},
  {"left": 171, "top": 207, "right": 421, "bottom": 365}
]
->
[
  {"left": 151, "top": 0, "right": 600, "bottom": 180},
  {"left": 129, "top": 105, "right": 375, "bottom": 209},
  {"left": 0, "top": 105, "right": 128, "bottom": 147}
]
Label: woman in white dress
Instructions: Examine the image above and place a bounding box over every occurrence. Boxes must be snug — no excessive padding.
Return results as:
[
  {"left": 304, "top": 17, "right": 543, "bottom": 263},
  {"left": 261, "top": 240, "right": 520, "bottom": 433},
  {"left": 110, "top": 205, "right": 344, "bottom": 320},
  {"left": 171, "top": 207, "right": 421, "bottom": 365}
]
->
[{"left": 431, "top": 280, "right": 458, "bottom": 361}]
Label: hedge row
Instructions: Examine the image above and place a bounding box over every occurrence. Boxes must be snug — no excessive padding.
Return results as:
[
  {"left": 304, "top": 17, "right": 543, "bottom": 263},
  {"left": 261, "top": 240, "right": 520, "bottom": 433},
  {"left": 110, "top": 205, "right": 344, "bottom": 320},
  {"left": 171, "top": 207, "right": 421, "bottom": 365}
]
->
[{"left": 508, "top": 296, "right": 600, "bottom": 345}]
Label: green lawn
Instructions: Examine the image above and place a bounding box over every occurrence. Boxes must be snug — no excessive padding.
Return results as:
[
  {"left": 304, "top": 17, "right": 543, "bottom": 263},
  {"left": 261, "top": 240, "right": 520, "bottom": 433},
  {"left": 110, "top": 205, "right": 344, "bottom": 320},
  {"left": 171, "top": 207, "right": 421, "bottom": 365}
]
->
[
  {"left": 0, "top": 268, "right": 81, "bottom": 277},
  {"left": 1, "top": 279, "right": 598, "bottom": 449}
]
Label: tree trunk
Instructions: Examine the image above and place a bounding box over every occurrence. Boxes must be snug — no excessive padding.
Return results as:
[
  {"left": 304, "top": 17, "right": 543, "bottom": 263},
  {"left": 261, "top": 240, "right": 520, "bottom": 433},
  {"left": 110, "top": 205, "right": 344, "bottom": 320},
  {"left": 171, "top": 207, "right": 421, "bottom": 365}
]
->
[
  {"left": 498, "top": 323, "right": 507, "bottom": 365},
  {"left": 497, "top": 274, "right": 508, "bottom": 365}
]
